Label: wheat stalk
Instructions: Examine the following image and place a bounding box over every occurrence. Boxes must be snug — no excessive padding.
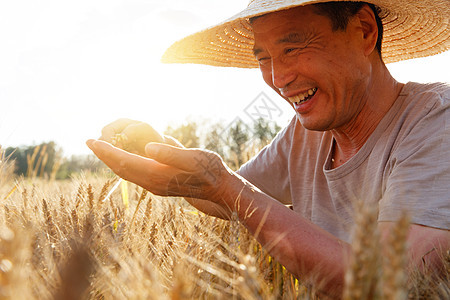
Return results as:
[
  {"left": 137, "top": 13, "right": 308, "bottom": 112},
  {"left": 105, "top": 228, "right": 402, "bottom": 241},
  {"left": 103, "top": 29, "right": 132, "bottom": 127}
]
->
[
  {"left": 1, "top": 174, "right": 446, "bottom": 299},
  {"left": 343, "top": 200, "right": 381, "bottom": 300},
  {"left": 382, "top": 213, "right": 409, "bottom": 300}
]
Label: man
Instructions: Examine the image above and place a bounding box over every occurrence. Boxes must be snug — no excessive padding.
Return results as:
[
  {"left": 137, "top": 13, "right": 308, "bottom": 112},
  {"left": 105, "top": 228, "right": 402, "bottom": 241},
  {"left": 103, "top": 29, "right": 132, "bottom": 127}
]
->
[{"left": 87, "top": 0, "right": 450, "bottom": 297}]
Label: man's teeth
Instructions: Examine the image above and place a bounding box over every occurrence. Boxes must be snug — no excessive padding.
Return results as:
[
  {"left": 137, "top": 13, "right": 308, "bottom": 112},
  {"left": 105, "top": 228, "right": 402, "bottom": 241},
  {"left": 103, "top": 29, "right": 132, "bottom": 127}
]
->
[{"left": 289, "top": 88, "right": 317, "bottom": 104}]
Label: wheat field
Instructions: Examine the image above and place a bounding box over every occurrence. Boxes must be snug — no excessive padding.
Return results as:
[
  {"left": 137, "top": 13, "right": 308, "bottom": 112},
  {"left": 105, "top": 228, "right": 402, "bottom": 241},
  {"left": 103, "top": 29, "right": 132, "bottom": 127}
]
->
[{"left": 0, "top": 171, "right": 448, "bottom": 299}]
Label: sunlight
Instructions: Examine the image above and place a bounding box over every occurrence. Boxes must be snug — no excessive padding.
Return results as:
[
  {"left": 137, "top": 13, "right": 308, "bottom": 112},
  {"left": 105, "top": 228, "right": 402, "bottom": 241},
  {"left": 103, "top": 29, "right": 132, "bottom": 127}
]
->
[{"left": 0, "top": 0, "right": 448, "bottom": 156}]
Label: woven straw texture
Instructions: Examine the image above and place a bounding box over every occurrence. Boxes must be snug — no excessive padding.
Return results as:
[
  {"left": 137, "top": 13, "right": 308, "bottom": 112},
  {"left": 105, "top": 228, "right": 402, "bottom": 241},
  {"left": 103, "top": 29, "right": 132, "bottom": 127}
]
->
[{"left": 161, "top": 0, "right": 450, "bottom": 68}]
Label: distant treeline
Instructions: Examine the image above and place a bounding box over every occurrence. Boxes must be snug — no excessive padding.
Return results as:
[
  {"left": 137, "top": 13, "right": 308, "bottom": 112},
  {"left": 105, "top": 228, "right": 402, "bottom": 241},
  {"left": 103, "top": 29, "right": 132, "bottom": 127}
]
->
[
  {"left": 1, "top": 118, "right": 282, "bottom": 180},
  {"left": 2, "top": 141, "right": 106, "bottom": 180},
  {"left": 165, "top": 117, "right": 282, "bottom": 169}
]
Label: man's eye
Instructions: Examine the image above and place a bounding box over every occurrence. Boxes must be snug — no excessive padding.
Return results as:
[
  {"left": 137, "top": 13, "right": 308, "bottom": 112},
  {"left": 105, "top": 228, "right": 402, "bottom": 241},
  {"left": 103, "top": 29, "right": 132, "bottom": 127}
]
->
[
  {"left": 285, "top": 48, "right": 299, "bottom": 54},
  {"left": 258, "top": 57, "right": 271, "bottom": 65}
]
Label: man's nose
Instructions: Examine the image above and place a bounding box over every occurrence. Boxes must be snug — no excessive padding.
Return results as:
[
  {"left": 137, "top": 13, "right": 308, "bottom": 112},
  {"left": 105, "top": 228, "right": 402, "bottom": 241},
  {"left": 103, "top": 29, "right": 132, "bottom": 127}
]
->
[{"left": 271, "top": 58, "right": 296, "bottom": 91}]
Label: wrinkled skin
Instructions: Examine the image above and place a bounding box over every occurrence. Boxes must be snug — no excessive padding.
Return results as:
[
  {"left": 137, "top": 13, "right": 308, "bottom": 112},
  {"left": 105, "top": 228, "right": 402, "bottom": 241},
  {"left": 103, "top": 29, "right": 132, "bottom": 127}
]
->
[{"left": 87, "top": 140, "right": 228, "bottom": 201}]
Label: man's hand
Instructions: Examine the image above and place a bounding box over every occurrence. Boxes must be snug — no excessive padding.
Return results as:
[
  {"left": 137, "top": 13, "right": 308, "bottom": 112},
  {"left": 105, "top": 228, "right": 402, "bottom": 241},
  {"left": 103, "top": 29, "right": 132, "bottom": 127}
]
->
[
  {"left": 85, "top": 139, "right": 348, "bottom": 296},
  {"left": 86, "top": 140, "right": 234, "bottom": 214},
  {"left": 100, "top": 118, "right": 182, "bottom": 155}
]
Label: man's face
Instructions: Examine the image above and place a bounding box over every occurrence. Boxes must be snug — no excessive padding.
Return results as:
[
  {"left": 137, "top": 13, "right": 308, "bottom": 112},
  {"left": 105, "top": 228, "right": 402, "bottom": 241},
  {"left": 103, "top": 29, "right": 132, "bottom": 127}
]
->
[{"left": 252, "top": 5, "right": 371, "bottom": 131}]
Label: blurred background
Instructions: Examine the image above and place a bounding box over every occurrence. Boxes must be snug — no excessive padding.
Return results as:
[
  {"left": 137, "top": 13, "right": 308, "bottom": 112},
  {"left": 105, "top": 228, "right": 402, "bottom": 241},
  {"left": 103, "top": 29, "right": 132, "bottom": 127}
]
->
[{"left": 1, "top": 0, "right": 449, "bottom": 158}]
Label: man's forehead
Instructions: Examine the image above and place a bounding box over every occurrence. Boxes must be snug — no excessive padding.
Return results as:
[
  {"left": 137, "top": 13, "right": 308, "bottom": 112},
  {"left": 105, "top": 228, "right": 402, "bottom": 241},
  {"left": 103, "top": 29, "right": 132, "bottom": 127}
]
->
[
  {"left": 252, "top": 30, "right": 313, "bottom": 56},
  {"left": 251, "top": 7, "right": 322, "bottom": 53}
]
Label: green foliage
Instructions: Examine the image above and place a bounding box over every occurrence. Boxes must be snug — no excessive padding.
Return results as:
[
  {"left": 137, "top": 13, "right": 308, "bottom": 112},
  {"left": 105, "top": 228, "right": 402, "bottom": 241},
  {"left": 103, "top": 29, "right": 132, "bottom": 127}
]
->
[
  {"left": 203, "top": 123, "right": 226, "bottom": 158},
  {"left": 3, "top": 142, "right": 107, "bottom": 180},
  {"left": 226, "top": 119, "right": 251, "bottom": 169},
  {"left": 252, "top": 117, "right": 282, "bottom": 148},
  {"left": 5, "top": 141, "right": 61, "bottom": 179},
  {"left": 2, "top": 118, "right": 282, "bottom": 181},
  {"left": 55, "top": 154, "right": 107, "bottom": 179},
  {"left": 165, "top": 122, "right": 200, "bottom": 148},
  {"left": 166, "top": 117, "right": 282, "bottom": 170}
]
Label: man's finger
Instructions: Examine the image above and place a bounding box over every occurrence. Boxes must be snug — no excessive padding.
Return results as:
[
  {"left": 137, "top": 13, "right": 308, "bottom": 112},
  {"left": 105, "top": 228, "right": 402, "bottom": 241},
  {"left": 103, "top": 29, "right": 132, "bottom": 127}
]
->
[
  {"left": 86, "top": 139, "right": 179, "bottom": 195},
  {"left": 87, "top": 139, "right": 152, "bottom": 179},
  {"left": 87, "top": 139, "right": 144, "bottom": 174},
  {"left": 100, "top": 118, "right": 135, "bottom": 142},
  {"left": 121, "top": 122, "right": 164, "bottom": 154},
  {"left": 145, "top": 143, "right": 216, "bottom": 172}
]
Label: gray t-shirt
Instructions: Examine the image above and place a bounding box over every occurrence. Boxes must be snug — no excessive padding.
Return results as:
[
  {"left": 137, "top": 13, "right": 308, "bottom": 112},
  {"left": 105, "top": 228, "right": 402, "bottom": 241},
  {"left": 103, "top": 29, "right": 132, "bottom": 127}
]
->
[{"left": 238, "top": 82, "right": 450, "bottom": 242}]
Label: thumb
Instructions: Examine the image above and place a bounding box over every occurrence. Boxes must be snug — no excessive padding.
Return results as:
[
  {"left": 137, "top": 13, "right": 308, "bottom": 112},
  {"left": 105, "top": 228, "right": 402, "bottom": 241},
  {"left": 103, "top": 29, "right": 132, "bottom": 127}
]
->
[{"left": 145, "top": 142, "right": 194, "bottom": 171}]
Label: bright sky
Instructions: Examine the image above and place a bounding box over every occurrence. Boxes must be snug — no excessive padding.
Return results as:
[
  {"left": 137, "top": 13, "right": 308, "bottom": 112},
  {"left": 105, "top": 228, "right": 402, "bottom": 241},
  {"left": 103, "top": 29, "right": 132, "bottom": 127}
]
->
[{"left": 1, "top": 0, "right": 449, "bottom": 156}]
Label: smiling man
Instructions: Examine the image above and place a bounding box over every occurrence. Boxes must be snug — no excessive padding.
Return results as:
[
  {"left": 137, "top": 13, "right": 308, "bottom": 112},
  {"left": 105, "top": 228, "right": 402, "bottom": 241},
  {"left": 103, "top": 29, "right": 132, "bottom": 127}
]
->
[{"left": 87, "top": 0, "right": 450, "bottom": 297}]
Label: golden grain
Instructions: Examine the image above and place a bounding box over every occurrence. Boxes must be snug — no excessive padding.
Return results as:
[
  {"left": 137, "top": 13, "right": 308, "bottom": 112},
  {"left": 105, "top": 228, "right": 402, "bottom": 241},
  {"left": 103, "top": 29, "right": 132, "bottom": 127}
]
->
[{"left": 0, "top": 175, "right": 447, "bottom": 299}]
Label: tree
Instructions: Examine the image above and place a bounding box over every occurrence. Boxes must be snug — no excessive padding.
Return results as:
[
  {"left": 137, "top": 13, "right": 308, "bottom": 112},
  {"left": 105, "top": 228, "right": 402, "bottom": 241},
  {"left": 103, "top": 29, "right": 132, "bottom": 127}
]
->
[
  {"left": 200, "top": 118, "right": 283, "bottom": 170},
  {"left": 252, "top": 117, "right": 282, "bottom": 149},
  {"left": 3, "top": 142, "right": 107, "bottom": 180},
  {"left": 203, "top": 123, "right": 226, "bottom": 158},
  {"left": 56, "top": 154, "right": 107, "bottom": 179},
  {"left": 165, "top": 122, "right": 200, "bottom": 148},
  {"left": 4, "top": 141, "right": 63, "bottom": 179},
  {"left": 226, "top": 119, "right": 251, "bottom": 170}
]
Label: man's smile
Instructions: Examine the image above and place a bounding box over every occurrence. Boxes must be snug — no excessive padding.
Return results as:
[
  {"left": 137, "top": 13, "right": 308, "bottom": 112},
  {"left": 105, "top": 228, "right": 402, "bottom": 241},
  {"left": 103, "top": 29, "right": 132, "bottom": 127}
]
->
[{"left": 288, "top": 87, "right": 318, "bottom": 105}]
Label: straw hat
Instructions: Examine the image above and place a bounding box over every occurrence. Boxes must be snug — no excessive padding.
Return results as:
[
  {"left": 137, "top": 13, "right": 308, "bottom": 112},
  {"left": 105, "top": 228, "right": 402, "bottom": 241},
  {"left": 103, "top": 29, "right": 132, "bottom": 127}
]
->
[{"left": 161, "top": 0, "right": 450, "bottom": 68}]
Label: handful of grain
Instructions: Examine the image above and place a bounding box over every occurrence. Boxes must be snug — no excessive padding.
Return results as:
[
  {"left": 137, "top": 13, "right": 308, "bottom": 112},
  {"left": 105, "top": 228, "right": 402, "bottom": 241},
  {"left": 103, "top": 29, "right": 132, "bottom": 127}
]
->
[
  {"left": 110, "top": 130, "right": 164, "bottom": 155},
  {"left": 101, "top": 119, "right": 165, "bottom": 155}
]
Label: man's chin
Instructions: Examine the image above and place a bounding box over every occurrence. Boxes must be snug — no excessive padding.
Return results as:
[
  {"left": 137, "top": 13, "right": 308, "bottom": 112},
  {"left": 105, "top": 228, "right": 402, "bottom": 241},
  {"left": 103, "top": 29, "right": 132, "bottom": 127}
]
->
[{"left": 296, "top": 115, "right": 332, "bottom": 132}]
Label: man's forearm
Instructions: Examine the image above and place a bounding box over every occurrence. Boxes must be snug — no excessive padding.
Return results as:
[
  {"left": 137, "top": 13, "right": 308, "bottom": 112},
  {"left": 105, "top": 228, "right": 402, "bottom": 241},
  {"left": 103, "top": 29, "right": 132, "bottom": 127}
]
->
[
  {"left": 223, "top": 173, "right": 350, "bottom": 297},
  {"left": 183, "top": 197, "right": 232, "bottom": 220}
]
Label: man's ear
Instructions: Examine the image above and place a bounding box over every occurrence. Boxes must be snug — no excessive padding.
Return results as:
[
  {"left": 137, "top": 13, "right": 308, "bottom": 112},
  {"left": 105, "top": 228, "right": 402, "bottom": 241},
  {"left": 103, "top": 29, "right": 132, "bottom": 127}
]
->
[{"left": 357, "top": 4, "right": 379, "bottom": 57}]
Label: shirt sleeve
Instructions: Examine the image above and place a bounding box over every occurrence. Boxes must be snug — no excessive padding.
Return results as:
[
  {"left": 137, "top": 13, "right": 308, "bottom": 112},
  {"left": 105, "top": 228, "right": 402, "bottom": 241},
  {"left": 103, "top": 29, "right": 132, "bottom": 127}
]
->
[
  {"left": 379, "top": 88, "right": 450, "bottom": 229},
  {"left": 237, "top": 117, "right": 296, "bottom": 205}
]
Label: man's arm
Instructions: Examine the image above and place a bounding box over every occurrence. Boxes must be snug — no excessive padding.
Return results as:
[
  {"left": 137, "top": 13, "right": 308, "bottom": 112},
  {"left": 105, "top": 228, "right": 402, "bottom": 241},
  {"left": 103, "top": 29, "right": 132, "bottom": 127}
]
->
[
  {"left": 86, "top": 140, "right": 449, "bottom": 298},
  {"left": 191, "top": 180, "right": 450, "bottom": 296},
  {"left": 86, "top": 140, "right": 350, "bottom": 296},
  {"left": 225, "top": 173, "right": 351, "bottom": 296},
  {"left": 379, "top": 222, "right": 450, "bottom": 274}
]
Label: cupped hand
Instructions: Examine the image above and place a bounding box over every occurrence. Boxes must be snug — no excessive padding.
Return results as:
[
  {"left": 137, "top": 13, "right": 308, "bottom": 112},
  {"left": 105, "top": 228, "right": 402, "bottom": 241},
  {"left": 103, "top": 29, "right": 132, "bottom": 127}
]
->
[
  {"left": 100, "top": 118, "right": 166, "bottom": 155},
  {"left": 86, "top": 139, "right": 232, "bottom": 204}
]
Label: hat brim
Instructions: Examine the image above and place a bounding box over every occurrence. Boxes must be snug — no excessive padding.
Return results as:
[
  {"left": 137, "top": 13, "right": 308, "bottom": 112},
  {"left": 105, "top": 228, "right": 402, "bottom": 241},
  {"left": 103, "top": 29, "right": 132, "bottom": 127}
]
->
[{"left": 161, "top": 0, "right": 450, "bottom": 68}]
